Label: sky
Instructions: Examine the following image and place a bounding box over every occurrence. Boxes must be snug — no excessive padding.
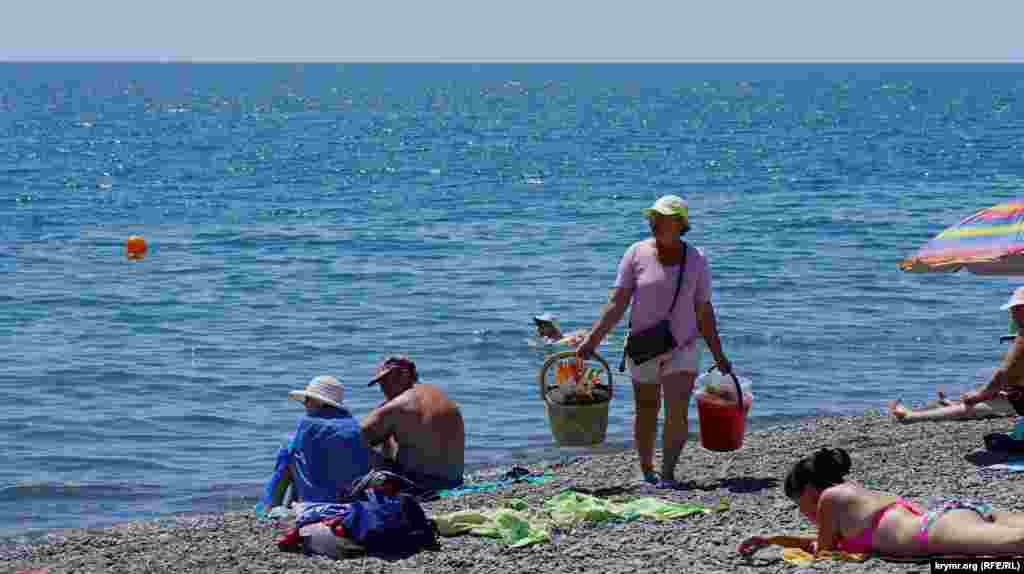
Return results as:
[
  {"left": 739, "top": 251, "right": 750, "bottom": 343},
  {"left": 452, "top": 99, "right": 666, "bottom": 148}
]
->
[{"left": 2, "top": 0, "right": 1024, "bottom": 62}]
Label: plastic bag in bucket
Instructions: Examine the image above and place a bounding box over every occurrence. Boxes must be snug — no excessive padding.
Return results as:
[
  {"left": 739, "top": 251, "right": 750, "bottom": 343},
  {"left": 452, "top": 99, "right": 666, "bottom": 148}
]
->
[{"left": 695, "top": 367, "right": 753, "bottom": 452}]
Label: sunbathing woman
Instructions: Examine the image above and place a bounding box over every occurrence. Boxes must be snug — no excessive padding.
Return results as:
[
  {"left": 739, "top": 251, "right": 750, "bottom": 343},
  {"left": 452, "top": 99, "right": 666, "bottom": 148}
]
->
[{"left": 739, "top": 447, "right": 1024, "bottom": 558}]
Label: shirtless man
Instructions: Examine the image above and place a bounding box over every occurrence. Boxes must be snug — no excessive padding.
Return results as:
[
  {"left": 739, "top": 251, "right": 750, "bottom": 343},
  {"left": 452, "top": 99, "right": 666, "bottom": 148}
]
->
[{"left": 360, "top": 356, "right": 465, "bottom": 490}]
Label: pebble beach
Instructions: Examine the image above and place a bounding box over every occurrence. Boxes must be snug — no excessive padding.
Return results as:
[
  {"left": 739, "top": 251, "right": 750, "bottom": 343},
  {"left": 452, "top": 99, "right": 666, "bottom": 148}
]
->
[{"left": 5, "top": 410, "right": 1023, "bottom": 574}]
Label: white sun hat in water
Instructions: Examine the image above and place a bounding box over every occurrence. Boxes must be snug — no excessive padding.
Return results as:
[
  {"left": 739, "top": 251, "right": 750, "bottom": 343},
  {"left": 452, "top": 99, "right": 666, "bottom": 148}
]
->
[
  {"left": 1001, "top": 286, "right": 1024, "bottom": 311},
  {"left": 288, "top": 375, "right": 344, "bottom": 408},
  {"left": 533, "top": 312, "right": 561, "bottom": 331}
]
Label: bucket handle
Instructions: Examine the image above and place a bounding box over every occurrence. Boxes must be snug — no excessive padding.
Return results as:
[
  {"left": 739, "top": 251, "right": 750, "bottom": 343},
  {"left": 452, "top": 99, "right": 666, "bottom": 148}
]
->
[
  {"left": 539, "top": 350, "right": 614, "bottom": 404},
  {"left": 704, "top": 365, "right": 743, "bottom": 414}
]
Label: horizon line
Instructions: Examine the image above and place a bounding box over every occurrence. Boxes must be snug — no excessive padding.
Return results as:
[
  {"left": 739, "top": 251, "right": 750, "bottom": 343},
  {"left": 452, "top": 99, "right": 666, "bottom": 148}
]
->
[{"left": 2, "top": 58, "right": 1024, "bottom": 64}]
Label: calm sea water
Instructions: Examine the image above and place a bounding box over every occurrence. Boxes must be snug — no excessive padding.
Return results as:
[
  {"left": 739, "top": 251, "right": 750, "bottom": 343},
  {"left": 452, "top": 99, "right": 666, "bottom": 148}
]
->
[{"left": 3, "top": 63, "right": 1024, "bottom": 540}]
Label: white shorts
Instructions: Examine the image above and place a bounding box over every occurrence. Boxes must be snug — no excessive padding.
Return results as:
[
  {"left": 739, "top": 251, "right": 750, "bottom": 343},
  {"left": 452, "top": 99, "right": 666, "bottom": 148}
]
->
[{"left": 627, "top": 343, "right": 700, "bottom": 384}]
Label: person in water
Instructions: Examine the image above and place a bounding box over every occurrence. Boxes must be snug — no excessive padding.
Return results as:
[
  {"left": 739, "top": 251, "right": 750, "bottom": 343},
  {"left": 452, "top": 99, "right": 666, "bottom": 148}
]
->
[
  {"left": 533, "top": 312, "right": 586, "bottom": 347},
  {"left": 739, "top": 447, "right": 1024, "bottom": 557},
  {"left": 360, "top": 355, "right": 465, "bottom": 490}
]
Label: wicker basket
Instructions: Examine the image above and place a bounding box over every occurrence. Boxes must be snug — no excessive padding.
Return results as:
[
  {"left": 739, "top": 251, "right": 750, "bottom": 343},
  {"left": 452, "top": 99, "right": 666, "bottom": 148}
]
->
[{"left": 538, "top": 351, "right": 614, "bottom": 447}]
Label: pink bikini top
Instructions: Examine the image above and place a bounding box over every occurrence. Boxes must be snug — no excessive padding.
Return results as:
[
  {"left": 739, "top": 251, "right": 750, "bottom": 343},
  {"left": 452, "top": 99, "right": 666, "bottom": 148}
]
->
[{"left": 835, "top": 498, "right": 923, "bottom": 554}]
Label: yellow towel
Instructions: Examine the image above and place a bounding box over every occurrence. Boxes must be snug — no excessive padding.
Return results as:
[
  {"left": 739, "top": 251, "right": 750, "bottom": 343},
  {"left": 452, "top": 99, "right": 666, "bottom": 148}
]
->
[{"left": 782, "top": 548, "right": 867, "bottom": 565}]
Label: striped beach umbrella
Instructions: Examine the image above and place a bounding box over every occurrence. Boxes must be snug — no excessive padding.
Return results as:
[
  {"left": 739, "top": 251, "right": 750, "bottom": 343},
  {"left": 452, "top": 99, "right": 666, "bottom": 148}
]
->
[{"left": 899, "top": 200, "right": 1024, "bottom": 275}]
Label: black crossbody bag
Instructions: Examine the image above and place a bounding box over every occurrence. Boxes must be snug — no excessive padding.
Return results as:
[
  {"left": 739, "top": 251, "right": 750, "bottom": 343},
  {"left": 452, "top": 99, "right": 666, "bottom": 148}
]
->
[{"left": 620, "top": 244, "right": 687, "bottom": 371}]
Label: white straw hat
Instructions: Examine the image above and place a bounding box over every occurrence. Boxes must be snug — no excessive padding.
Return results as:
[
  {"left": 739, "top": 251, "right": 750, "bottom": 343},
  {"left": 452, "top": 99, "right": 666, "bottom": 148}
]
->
[
  {"left": 288, "top": 375, "right": 344, "bottom": 408},
  {"left": 1001, "top": 287, "right": 1024, "bottom": 311}
]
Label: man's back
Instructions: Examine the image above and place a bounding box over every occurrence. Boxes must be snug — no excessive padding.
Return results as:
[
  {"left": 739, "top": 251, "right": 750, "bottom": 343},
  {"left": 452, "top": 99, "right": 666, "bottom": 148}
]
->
[
  {"left": 364, "top": 383, "right": 465, "bottom": 485},
  {"left": 395, "top": 384, "right": 464, "bottom": 483}
]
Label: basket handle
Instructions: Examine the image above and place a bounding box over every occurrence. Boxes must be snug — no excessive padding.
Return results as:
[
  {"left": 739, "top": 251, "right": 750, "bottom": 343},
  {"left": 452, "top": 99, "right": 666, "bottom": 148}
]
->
[
  {"left": 704, "top": 365, "right": 743, "bottom": 413},
  {"left": 539, "top": 350, "right": 614, "bottom": 403}
]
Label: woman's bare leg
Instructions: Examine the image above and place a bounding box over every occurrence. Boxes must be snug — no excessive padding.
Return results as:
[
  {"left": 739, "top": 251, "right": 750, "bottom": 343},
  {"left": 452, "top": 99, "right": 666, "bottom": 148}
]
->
[
  {"left": 926, "top": 509, "right": 1024, "bottom": 556},
  {"left": 633, "top": 381, "right": 662, "bottom": 475},
  {"left": 992, "top": 511, "right": 1024, "bottom": 529},
  {"left": 889, "top": 399, "right": 1002, "bottom": 424},
  {"left": 660, "top": 370, "right": 697, "bottom": 482}
]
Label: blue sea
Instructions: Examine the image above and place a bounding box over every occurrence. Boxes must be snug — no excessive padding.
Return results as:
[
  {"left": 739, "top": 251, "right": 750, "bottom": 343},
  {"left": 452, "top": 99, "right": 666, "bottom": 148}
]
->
[{"left": 3, "top": 63, "right": 1024, "bottom": 541}]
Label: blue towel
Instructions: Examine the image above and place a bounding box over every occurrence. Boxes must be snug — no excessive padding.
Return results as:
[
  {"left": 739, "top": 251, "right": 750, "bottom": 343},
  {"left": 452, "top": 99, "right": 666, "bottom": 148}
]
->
[
  {"left": 983, "top": 456, "right": 1024, "bottom": 471},
  {"left": 438, "top": 467, "right": 553, "bottom": 497}
]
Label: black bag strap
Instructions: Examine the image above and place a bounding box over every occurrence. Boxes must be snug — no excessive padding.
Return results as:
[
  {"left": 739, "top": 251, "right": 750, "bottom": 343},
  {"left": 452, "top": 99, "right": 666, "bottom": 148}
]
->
[
  {"left": 666, "top": 243, "right": 688, "bottom": 315},
  {"left": 628, "top": 242, "right": 687, "bottom": 329}
]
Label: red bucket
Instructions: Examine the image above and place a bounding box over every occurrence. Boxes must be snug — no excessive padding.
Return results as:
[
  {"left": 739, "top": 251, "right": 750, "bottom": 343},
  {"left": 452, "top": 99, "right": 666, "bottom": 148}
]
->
[{"left": 695, "top": 369, "right": 752, "bottom": 452}]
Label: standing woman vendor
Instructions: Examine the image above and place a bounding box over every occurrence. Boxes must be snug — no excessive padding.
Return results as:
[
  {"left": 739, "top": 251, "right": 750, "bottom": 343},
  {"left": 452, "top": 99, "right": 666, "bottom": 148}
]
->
[{"left": 577, "top": 195, "right": 732, "bottom": 487}]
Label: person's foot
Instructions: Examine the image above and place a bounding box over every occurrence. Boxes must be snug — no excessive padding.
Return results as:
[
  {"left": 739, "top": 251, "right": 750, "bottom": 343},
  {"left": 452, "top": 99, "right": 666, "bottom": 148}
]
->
[
  {"left": 937, "top": 388, "right": 952, "bottom": 406},
  {"left": 641, "top": 470, "right": 660, "bottom": 485},
  {"left": 889, "top": 399, "right": 909, "bottom": 423}
]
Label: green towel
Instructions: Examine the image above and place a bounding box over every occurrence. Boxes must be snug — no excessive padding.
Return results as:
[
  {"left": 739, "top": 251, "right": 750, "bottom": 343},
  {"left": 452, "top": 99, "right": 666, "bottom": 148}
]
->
[
  {"left": 545, "top": 491, "right": 711, "bottom": 526},
  {"left": 433, "top": 509, "right": 551, "bottom": 548},
  {"left": 432, "top": 492, "right": 712, "bottom": 547}
]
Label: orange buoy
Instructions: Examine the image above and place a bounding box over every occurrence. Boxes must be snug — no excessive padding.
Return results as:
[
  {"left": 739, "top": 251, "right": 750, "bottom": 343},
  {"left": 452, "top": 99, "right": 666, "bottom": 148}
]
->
[{"left": 125, "top": 235, "right": 147, "bottom": 260}]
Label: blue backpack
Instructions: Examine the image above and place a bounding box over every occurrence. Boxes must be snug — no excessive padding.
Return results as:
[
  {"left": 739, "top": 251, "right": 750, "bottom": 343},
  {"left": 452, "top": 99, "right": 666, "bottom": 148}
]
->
[{"left": 341, "top": 491, "right": 438, "bottom": 555}]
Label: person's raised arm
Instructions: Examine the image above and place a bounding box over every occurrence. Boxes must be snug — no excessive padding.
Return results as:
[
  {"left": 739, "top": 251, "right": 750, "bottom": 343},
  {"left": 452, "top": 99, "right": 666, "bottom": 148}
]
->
[{"left": 577, "top": 287, "right": 632, "bottom": 359}]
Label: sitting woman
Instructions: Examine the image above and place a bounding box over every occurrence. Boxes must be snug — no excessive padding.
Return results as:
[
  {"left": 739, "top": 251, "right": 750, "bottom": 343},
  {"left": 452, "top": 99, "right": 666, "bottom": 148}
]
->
[
  {"left": 260, "top": 376, "right": 371, "bottom": 510},
  {"left": 739, "top": 447, "right": 1024, "bottom": 558}
]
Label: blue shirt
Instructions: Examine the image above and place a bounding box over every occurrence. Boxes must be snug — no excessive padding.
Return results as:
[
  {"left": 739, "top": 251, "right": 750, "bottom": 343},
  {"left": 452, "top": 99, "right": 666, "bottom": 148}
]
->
[{"left": 290, "top": 407, "right": 370, "bottom": 502}]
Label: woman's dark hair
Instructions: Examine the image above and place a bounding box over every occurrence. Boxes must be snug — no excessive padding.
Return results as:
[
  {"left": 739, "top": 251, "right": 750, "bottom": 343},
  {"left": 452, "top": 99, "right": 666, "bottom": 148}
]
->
[{"left": 784, "top": 447, "right": 852, "bottom": 500}]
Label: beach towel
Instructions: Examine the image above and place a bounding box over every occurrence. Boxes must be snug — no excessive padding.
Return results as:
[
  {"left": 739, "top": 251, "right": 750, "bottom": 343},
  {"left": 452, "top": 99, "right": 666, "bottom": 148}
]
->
[
  {"left": 432, "top": 493, "right": 710, "bottom": 547},
  {"left": 980, "top": 455, "right": 1024, "bottom": 471},
  {"left": 432, "top": 508, "right": 551, "bottom": 548},
  {"left": 545, "top": 491, "right": 711, "bottom": 526},
  {"left": 438, "top": 466, "right": 554, "bottom": 497},
  {"left": 984, "top": 433, "right": 1024, "bottom": 455},
  {"left": 781, "top": 548, "right": 868, "bottom": 566}
]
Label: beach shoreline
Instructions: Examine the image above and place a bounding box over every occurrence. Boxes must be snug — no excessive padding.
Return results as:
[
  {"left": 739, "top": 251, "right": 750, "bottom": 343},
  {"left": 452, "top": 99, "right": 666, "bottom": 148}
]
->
[
  {"left": 0, "top": 412, "right": 837, "bottom": 544},
  {"left": 5, "top": 410, "right": 1024, "bottom": 573}
]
